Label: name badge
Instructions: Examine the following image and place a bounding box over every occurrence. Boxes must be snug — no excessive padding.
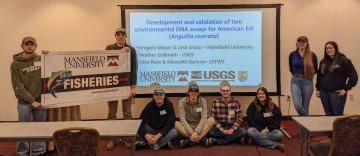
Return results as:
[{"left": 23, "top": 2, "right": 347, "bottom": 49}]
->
[
  {"left": 160, "top": 110, "right": 167, "bottom": 115},
  {"left": 34, "top": 61, "right": 41, "bottom": 67},
  {"left": 229, "top": 110, "right": 235, "bottom": 115},
  {"left": 263, "top": 112, "right": 271, "bottom": 117},
  {"left": 196, "top": 107, "right": 202, "bottom": 112}
]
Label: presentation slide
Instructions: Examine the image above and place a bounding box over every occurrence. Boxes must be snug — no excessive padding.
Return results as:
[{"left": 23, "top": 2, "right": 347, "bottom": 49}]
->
[
  {"left": 131, "top": 11, "right": 261, "bottom": 85},
  {"left": 123, "top": 7, "right": 280, "bottom": 95}
]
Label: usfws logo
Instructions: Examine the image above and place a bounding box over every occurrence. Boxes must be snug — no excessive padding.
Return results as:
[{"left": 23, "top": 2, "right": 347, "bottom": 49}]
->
[
  {"left": 47, "top": 70, "right": 72, "bottom": 98},
  {"left": 238, "top": 71, "right": 248, "bottom": 82}
]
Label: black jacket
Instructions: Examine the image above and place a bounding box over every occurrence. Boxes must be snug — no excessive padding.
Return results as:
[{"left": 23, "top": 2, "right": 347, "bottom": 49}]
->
[
  {"left": 316, "top": 54, "right": 358, "bottom": 91},
  {"left": 138, "top": 97, "right": 176, "bottom": 137},
  {"left": 246, "top": 101, "right": 282, "bottom": 132}
]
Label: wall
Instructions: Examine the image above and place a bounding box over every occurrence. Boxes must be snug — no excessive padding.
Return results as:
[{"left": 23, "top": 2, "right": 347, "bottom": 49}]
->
[{"left": 0, "top": 0, "right": 359, "bottom": 121}]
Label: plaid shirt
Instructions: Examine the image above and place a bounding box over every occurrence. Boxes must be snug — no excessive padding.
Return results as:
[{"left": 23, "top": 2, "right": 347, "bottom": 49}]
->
[{"left": 211, "top": 97, "right": 243, "bottom": 131}]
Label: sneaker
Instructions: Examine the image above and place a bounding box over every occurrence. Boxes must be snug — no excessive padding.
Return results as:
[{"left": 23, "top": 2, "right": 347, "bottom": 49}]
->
[
  {"left": 123, "top": 140, "right": 131, "bottom": 148},
  {"left": 240, "top": 137, "right": 246, "bottom": 144},
  {"left": 179, "top": 139, "right": 194, "bottom": 148},
  {"left": 248, "top": 138, "right": 254, "bottom": 145},
  {"left": 135, "top": 141, "right": 147, "bottom": 151},
  {"left": 106, "top": 140, "right": 115, "bottom": 150},
  {"left": 275, "top": 143, "right": 285, "bottom": 152},
  {"left": 200, "top": 137, "right": 207, "bottom": 144},
  {"left": 205, "top": 138, "right": 217, "bottom": 147},
  {"left": 167, "top": 141, "right": 173, "bottom": 149}
]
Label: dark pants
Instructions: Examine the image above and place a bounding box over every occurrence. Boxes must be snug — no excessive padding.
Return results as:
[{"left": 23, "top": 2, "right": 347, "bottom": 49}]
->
[
  {"left": 319, "top": 90, "right": 347, "bottom": 116},
  {"left": 208, "top": 124, "right": 246, "bottom": 145}
]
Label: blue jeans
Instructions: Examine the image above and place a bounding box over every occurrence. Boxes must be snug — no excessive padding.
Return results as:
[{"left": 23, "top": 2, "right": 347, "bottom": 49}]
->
[
  {"left": 17, "top": 103, "right": 47, "bottom": 156},
  {"left": 136, "top": 126, "right": 178, "bottom": 150},
  {"left": 319, "top": 90, "right": 347, "bottom": 116},
  {"left": 208, "top": 124, "right": 246, "bottom": 145},
  {"left": 247, "top": 127, "right": 284, "bottom": 149},
  {"left": 291, "top": 77, "right": 314, "bottom": 116}
]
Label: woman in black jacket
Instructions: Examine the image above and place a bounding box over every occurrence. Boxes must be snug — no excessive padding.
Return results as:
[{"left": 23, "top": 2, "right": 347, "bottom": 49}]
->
[
  {"left": 246, "top": 87, "right": 284, "bottom": 152},
  {"left": 316, "top": 41, "right": 358, "bottom": 116}
]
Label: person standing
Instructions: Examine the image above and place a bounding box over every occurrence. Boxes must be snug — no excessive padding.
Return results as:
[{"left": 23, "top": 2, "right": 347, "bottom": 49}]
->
[
  {"left": 105, "top": 27, "right": 138, "bottom": 150},
  {"left": 247, "top": 87, "right": 284, "bottom": 152},
  {"left": 10, "top": 36, "right": 47, "bottom": 156},
  {"left": 135, "top": 85, "right": 178, "bottom": 150},
  {"left": 289, "top": 36, "right": 318, "bottom": 116},
  {"left": 175, "top": 81, "right": 215, "bottom": 148},
  {"left": 316, "top": 41, "right": 358, "bottom": 116},
  {"left": 206, "top": 81, "right": 247, "bottom": 146}
]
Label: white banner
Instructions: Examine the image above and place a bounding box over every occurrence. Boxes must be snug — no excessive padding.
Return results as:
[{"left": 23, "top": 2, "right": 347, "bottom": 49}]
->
[{"left": 41, "top": 50, "right": 131, "bottom": 108}]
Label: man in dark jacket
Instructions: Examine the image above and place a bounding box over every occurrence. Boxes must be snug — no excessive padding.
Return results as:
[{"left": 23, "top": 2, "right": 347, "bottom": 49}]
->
[
  {"left": 135, "top": 85, "right": 178, "bottom": 150},
  {"left": 105, "top": 27, "right": 138, "bottom": 149}
]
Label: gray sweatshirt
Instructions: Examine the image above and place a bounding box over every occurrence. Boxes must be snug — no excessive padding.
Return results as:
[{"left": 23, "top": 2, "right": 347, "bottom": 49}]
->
[{"left": 178, "top": 96, "right": 208, "bottom": 134}]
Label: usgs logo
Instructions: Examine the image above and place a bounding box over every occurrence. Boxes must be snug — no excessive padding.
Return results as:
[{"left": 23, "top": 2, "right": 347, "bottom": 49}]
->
[{"left": 203, "top": 71, "right": 235, "bottom": 79}]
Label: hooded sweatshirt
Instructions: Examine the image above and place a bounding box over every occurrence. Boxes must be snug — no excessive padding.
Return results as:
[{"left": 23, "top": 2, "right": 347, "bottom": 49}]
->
[{"left": 10, "top": 52, "right": 41, "bottom": 104}]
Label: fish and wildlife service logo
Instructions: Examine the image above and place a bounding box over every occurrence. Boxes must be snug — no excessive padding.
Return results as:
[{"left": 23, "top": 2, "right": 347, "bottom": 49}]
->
[
  {"left": 47, "top": 70, "right": 72, "bottom": 98},
  {"left": 107, "top": 55, "right": 119, "bottom": 66},
  {"left": 178, "top": 71, "right": 189, "bottom": 82},
  {"left": 238, "top": 71, "right": 248, "bottom": 82},
  {"left": 191, "top": 71, "right": 202, "bottom": 79}
]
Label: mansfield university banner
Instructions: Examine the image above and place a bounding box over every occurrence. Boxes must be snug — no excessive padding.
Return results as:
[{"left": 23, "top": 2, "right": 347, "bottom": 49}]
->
[{"left": 41, "top": 50, "right": 131, "bottom": 108}]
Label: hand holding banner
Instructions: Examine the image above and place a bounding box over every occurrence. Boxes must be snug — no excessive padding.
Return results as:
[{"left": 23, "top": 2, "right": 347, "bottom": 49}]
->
[{"left": 41, "top": 50, "right": 131, "bottom": 108}]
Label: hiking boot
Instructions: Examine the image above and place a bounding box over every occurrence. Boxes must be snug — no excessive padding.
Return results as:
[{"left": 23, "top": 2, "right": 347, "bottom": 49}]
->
[
  {"left": 135, "top": 141, "right": 147, "bottom": 151},
  {"left": 179, "top": 139, "right": 194, "bottom": 148},
  {"left": 167, "top": 141, "right": 173, "bottom": 149},
  {"left": 205, "top": 138, "right": 217, "bottom": 147},
  {"left": 275, "top": 143, "right": 285, "bottom": 152},
  {"left": 106, "top": 140, "right": 115, "bottom": 150}
]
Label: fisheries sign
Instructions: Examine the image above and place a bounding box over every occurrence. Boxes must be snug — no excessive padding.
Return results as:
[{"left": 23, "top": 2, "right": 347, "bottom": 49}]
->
[{"left": 41, "top": 50, "right": 131, "bottom": 108}]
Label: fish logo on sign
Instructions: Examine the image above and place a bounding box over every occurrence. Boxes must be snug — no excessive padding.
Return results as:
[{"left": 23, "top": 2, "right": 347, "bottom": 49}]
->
[
  {"left": 47, "top": 70, "right": 72, "bottom": 98},
  {"left": 238, "top": 71, "right": 248, "bottom": 82}
]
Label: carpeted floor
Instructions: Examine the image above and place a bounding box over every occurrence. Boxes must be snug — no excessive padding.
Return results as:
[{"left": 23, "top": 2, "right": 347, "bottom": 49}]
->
[{"left": 0, "top": 119, "right": 326, "bottom": 156}]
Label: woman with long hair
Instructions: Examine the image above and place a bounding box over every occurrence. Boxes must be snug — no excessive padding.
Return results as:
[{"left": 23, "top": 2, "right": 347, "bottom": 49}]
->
[
  {"left": 289, "top": 36, "right": 318, "bottom": 115},
  {"left": 316, "top": 41, "right": 358, "bottom": 115},
  {"left": 246, "top": 87, "right": 284, "bottom": 152}
]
